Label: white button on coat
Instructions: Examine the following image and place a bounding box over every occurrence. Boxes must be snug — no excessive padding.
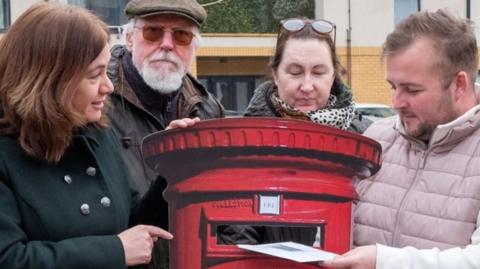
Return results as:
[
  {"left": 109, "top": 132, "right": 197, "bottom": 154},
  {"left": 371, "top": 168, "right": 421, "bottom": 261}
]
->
[
  {"left": 86, "top": 167, "right": 96, "bottom": 176},
  {"left": 80, "top": 203, "right": 90, "bottom": 215},
  {"left": 100, "top": 196, "right": 111, "bottom": 207},
  {"left": 63, "top": 175, "right": 72, "bottom": 184}
]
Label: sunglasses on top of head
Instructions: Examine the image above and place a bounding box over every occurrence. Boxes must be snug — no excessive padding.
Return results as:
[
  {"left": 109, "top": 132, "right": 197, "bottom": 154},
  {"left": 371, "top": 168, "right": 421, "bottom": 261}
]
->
[
  {"left": 134, "top": 25, "right": 195, "bottom": 46},
  {"left": 280, "top": 18, "right": 336, "bottom": 45}
]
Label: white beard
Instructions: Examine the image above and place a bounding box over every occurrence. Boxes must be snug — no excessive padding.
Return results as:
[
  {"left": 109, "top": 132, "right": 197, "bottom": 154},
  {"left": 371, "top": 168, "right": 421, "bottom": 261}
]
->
[{"left": 137, "top": 51, "right": 186, "bottom": 94}]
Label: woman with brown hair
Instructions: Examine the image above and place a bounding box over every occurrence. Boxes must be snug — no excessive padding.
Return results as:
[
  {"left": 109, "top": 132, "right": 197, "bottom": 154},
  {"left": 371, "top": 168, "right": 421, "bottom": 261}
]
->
[
  {"left": 0, "top": 3, "right": 171, "bottom": 268},
  {"left": 245, "top": 18, "right": 370, "bottom": 132}
]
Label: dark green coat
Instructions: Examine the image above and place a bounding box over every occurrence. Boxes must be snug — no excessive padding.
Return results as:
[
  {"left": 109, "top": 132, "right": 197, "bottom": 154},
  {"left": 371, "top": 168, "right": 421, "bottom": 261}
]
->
[{"left": 0, "top": 126, "right": 134, "bottom": 269}]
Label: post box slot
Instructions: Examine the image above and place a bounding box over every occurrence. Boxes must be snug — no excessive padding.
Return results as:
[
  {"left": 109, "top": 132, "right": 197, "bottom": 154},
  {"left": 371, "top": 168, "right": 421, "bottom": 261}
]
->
[{"left": 214, "top": 224, "right": 325, "bottom": 248}]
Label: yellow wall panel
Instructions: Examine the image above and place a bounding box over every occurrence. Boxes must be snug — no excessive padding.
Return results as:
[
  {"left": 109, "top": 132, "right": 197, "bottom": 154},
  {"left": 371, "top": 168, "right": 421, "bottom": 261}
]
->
[
  {"left": 199, "top": 47, "right": 274, "bottom": 57},
  {"left": 195, "top": 46, "right": 478, "bottom": 106},
  {"left": 197, "top": 57, "right": 270, "bottom": 76}
]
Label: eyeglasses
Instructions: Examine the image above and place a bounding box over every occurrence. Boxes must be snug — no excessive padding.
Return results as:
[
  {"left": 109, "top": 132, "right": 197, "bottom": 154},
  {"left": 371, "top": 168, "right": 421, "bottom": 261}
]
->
[
  {"left": 134, "top": 25, "right": 195, "bottom": 46},
  {"left": 280, "top": 18, "right": 336, "bottom": 45}
]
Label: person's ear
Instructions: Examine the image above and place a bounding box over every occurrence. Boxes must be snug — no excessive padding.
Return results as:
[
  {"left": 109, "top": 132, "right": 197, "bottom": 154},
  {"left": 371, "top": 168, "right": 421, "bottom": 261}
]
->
[
  {"left": 272, "top": 70, "right": 278, "bottom": 85},
  {"left": 452, "top": 71, "right": 469, "bottom": 101},
  {"left": 126, "top": 32, "right": 133, "bottom": 51}
]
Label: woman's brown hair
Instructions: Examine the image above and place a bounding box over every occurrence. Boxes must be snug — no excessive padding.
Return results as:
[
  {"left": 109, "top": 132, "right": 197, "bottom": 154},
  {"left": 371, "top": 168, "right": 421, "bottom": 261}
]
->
[
  {"left": 270, "top": 18, "right": 345, "bottom": 96},
  {"left": 0, "top": 3, "right": 110, "bottom": 163}
]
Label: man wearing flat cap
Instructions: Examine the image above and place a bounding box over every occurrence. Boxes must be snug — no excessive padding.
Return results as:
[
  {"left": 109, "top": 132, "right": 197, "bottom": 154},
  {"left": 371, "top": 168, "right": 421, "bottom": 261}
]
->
[{"left": 107, "top": 0, "right": 224, "bottom": 268}]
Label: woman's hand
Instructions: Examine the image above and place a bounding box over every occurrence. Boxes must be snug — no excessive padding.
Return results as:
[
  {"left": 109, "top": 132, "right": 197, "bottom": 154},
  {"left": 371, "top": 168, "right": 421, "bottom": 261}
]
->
[
  {"left": 118, "top": 224, "right": 173, "bottom": 266},
  {"left": 166, "top": 117, "right": 201, "bottom": 130}
]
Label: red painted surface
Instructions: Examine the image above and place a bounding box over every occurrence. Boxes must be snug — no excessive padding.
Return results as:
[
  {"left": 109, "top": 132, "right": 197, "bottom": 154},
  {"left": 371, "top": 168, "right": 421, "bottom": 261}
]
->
[{"left": 142, "top": 117, "right": 381, "bottom": 269}]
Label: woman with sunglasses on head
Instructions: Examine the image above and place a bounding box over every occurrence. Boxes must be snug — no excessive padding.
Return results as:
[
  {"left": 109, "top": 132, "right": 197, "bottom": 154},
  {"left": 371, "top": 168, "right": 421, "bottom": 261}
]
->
[
  {"left": 245, "top": 18, "right": 370, "bottom": 132},
  {"left": 0, "top": 3, "right": 173, "bottom": 269},
  {"left": 218, "top": 18, "right": 371, "bottom": 246}
]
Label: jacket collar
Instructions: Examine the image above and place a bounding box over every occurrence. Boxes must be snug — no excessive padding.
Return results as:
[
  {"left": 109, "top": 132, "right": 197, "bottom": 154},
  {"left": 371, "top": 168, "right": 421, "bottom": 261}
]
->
[
  {"left": 395, "top": 104, "right": 480, "bottom": 151},
  {"left": 72, "top": 125, "right": 101, "bottom": 148}
]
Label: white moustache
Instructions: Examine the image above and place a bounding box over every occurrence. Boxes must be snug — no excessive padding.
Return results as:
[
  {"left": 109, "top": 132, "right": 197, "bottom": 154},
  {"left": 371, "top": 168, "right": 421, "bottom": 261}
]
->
[{"left": 148, "top": 52, "right": 181, "bottom": 67}]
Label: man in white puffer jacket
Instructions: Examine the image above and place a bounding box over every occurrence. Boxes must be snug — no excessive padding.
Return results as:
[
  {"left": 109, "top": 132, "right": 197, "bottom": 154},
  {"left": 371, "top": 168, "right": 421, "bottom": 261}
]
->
[{"left": 324, "top": 9, "right": 480, "bottom": 269}]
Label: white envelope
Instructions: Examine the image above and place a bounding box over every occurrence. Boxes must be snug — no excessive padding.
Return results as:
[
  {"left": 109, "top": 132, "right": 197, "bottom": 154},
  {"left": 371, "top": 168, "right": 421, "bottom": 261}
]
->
[{"left": 238, "top": 241, "right": 338, "bottom": 263}]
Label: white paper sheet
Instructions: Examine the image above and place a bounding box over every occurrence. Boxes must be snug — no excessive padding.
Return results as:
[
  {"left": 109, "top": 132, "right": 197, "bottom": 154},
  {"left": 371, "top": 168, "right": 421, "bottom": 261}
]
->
[{"left": 237, "top": 241, "right": 338, "bottom": 263}]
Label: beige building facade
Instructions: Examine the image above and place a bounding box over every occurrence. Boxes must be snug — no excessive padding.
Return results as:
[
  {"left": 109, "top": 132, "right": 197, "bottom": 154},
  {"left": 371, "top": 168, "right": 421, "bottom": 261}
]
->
[
  {"left": 2, "top": 0, "right": 480, "bottom": 112},
  {"left": 320, "top": 0, "right": 480, "bottom": 105}
]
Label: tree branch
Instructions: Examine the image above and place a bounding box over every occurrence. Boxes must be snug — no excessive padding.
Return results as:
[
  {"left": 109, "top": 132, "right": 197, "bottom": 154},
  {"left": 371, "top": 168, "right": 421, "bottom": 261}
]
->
[{"left": 201, "top": 0, "right": 225, "bottom": 7}]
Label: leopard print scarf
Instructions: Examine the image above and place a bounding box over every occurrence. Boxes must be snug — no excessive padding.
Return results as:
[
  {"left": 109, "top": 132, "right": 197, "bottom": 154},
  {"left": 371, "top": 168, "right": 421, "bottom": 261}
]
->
[{"left": 270, "top": 91, "right": 355, "bottom": 130}]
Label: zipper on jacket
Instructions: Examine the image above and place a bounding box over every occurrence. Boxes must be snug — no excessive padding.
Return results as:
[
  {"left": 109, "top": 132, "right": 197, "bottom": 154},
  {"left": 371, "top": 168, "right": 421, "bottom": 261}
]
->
[
  {"left": 391, "top": 148, "right": 431, "bottom": 246},
  {"left": 166, "top": 97, "right": 172, "bottom": 113}
]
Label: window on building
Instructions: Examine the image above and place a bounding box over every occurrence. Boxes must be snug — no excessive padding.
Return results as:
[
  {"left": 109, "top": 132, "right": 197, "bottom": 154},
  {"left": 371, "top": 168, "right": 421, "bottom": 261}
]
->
[
  {"left": 199, "top": 76, "right": 266, "bottom": 116},
  {"left": 0, "top": 0, "right": 10, "bottom": 32},
  {"left": 394, "top": 0, "right": 420, "bottom": 25},
  {"left": 66, "top": 0, "right": 129, "bottom": 28}
]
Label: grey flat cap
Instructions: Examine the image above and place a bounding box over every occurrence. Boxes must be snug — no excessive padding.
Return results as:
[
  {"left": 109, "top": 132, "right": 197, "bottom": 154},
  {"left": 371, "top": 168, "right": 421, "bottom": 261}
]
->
[{"left": 125, "top": 0, "right": 207, "bottom": 26}]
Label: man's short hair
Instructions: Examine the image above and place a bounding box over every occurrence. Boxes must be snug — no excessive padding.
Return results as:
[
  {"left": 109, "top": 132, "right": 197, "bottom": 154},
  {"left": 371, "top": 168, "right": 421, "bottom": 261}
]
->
[{"left": 383, "top": 9, "right": 478, "bottom": 86}]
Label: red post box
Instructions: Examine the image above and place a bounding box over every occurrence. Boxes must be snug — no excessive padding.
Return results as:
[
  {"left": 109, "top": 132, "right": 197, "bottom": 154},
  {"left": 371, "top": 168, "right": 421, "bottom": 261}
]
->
[{"left": 142, "top": 117, "right": 381, "bottom": 269}]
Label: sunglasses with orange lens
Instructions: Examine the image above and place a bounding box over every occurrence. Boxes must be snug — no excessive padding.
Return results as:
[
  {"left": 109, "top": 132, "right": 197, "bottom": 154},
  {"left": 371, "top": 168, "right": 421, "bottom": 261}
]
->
[{"left": 135, "top": 25, "right": 195, "bottom": 46}]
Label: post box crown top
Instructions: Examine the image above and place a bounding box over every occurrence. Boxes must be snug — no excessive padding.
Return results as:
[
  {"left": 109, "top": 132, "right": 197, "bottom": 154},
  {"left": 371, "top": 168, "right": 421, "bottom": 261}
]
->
[{"left": 142, "top": 117, "right": 381, "bottom": 175}]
